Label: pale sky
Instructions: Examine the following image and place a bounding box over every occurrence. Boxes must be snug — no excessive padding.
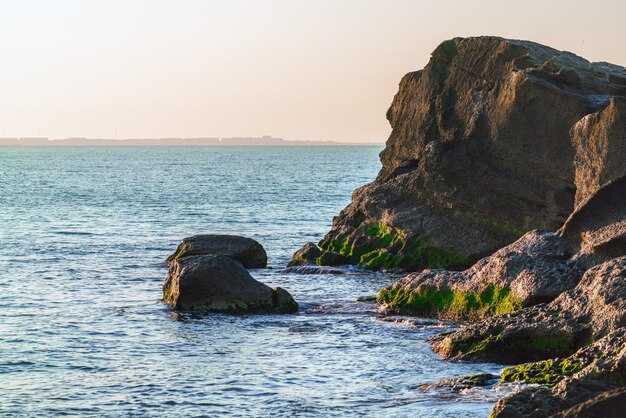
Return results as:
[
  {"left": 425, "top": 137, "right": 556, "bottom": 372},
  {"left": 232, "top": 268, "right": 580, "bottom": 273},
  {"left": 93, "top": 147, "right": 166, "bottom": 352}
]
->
[{"left": 1, "top": 0, "right": 625, "bottom": 142}]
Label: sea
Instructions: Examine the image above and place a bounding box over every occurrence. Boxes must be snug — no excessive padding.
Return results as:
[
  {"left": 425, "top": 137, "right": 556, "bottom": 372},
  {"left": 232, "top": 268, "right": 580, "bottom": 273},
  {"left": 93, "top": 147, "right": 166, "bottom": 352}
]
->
[{"left": 0, "top": 146, "right": 506, "bottom": 417}]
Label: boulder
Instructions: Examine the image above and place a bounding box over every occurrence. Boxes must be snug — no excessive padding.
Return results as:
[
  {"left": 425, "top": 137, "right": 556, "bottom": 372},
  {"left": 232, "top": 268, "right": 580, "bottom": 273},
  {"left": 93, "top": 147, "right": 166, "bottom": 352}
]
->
[
  {"left": 291, "top": 36, "right": 626, "bottom": 271},
  {"left": 163, "top": 255, "right": 297, "bottom": 313},
  {"left": 166, "top": 234, "right": 267, "bottom": 268},
  {"left": 559, "top": 175, "right": 626, "bottom": 260},
  {"left": 287, "top": 242, "right": 350, "bottom": 267},
  {"left": 556, "top": 388, "right": 626, "bottom": 418}
]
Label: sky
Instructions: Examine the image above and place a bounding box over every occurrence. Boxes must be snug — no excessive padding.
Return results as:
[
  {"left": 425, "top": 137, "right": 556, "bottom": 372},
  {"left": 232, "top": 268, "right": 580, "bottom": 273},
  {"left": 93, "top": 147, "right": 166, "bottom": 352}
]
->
[{"left": 0, "top": 0, "right": 625, "bottom": 142}]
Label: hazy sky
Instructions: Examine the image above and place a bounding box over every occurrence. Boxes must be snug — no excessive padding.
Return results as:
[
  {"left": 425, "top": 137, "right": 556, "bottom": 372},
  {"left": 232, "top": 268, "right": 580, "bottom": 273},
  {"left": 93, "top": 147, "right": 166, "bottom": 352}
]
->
[{"left": 1, "top": 0, "right": 625, "bottom": 142}]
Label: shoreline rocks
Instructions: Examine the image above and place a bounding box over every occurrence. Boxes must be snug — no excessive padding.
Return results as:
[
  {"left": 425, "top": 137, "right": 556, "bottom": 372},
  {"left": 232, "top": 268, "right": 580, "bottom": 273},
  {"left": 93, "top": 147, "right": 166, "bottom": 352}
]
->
[
  {"left": 429, "top": 256, "right": 626, "bottom": 364},
  {"left": 285, "top": 36, "right": 626, "bottom": 415},
  {"left": 163, "top": 236, "right": 297, "bottom": 314},
  {"left": 377, "top": 230, "right": 584, "bottom": 320}
]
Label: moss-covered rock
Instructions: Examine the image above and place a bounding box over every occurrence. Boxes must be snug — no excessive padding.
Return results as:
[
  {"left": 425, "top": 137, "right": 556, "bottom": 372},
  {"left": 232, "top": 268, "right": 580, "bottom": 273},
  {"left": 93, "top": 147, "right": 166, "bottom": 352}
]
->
[
  {"left": 431, "top": 310, "right": 591, "bottom": 363},
  {"left": 287, "top": 242, "right": 322, "bottom": 266},
  {"left": 377, "top": 283, "right": 521, "bottom": 320},
  {"left": 288, "top": 222, "right": 473, "bottom": 271},
  {"left": 314, "top": 250, "right": 349, "bottom": 266},
  {"left": 377, "top": 230, "right": 586, "bottom": 322},
  {"left": 500, "top": 358, "right": 583, "bottom": 387},
  {"left": 430, "top": 256, "right": 626, "bottom": 363}
]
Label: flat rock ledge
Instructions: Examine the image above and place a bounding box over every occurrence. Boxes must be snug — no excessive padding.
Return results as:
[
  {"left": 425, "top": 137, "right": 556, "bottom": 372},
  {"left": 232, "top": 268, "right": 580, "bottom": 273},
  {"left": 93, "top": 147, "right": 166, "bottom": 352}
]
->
[{"left": 163, "top": 236, "right": 297, "bottom": 314}]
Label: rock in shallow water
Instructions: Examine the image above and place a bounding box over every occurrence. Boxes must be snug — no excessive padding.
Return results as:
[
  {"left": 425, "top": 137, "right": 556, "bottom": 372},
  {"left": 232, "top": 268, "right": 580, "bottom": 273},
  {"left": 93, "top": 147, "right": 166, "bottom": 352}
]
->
[
  {"left": 166, "top": 234, "right": 267, "bottom": 268},
  {"left": 163, "top": 255, "right": 297, "bottom": 313},
  {"left": 283, "top": 265, "right": 347, "bottom": 275}
]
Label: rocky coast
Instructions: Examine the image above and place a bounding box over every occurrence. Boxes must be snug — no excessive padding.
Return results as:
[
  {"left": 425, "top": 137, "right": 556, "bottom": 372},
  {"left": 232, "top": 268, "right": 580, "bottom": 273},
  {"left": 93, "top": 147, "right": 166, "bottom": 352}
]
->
[{"left": 291, "top": 36, "right": 626, "bottom": 416}]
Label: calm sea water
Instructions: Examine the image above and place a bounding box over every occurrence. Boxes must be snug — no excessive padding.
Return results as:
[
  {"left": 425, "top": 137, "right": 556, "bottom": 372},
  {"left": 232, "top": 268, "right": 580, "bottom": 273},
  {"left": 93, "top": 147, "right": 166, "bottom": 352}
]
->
[{"left": 0, "top": 147, "right": 503, "bottom": 417}]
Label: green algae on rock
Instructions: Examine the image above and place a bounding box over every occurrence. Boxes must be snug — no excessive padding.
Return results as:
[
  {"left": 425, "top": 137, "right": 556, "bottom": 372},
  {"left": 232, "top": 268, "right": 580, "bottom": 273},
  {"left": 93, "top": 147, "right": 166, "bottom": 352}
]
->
[
  {"left": 290, "top": 221, "right": 473, "bottom": 271},
  {"left": 500, "top": 358, "right": 583, "bottom": 387},
  {"left": 376, "top": 230, "right": 583, "bottom": 320},
  {"left": 377, "top": 284, "right": 521, "bottom": 320},
  {"left": 430, "top": 255, "right": 626, "bottom": 363}
]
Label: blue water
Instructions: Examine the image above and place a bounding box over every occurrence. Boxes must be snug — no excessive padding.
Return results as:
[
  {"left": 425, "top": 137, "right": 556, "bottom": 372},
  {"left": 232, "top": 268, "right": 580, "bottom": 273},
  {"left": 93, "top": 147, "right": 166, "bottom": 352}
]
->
[{"left": 0, "top": 147, "right": 502, "bottom": 417}]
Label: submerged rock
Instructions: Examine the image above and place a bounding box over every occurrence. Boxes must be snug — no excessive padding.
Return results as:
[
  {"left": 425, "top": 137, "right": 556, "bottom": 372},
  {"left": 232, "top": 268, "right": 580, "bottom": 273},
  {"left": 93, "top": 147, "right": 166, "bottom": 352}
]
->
[
  {"left": 415, "top": 373, "right": 499, "bottom": 393},
  {"left": 284, "top": 265, "right": 347, "bottom": 275},
  {"left": 291, "top": 36, "right": 626, "bottom": 271},
  {"left": 166, "top": 234, "right": 267, "bottom": 268},
  {"left": 163, "top": 255, "right": 297, "bottom": 313}
]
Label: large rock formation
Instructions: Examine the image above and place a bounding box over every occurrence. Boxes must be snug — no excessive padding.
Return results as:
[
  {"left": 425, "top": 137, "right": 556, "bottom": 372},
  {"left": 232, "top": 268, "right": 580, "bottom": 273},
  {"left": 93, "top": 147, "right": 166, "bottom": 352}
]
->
[
  {"left": 418, "top": 176, "right": 626, "bottom": 415},
  {"left": 290, "top": 36, "right": 626, "bottom": 271}
]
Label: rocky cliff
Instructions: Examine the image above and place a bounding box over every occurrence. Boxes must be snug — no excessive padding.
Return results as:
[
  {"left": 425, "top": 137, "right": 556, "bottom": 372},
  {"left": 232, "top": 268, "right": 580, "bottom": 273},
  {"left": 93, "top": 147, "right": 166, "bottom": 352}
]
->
[{"left": 291, "top": 36, "right": 626, "bottom": 271}]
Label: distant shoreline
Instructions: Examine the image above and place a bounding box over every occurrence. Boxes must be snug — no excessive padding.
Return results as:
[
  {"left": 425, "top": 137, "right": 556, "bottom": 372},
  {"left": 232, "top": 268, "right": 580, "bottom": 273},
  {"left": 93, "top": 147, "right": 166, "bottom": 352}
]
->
[{"left": 0, "top": 136, "right": 383, "bottom": 147}]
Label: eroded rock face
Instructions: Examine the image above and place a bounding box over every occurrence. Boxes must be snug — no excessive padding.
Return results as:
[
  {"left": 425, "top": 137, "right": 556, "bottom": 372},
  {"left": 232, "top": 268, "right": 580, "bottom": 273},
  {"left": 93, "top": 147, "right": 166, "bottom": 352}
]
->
[
  {"left": 167, "top": 235, "right": 267, "bottom": 268},
  {"left": 570, "top": 97, "right": 626, "bottom": 207},
  {"left": 430, "top": 256, "right": 626, "bottom": 363},
  {"left": 163, "top": 255, "right": 297, "bottom": 313},
  {"left": 291, "top": 36, "right": 626, "bottom": 271},
  {"left": 559, "top": 175, "right": 626, "bottom": 260}
]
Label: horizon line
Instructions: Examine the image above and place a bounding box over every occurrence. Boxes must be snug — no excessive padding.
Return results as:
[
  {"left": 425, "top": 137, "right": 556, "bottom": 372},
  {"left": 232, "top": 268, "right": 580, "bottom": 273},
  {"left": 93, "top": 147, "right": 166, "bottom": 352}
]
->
[{"left": 0, "top": 135, "right": 385, "bottom": 147}]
